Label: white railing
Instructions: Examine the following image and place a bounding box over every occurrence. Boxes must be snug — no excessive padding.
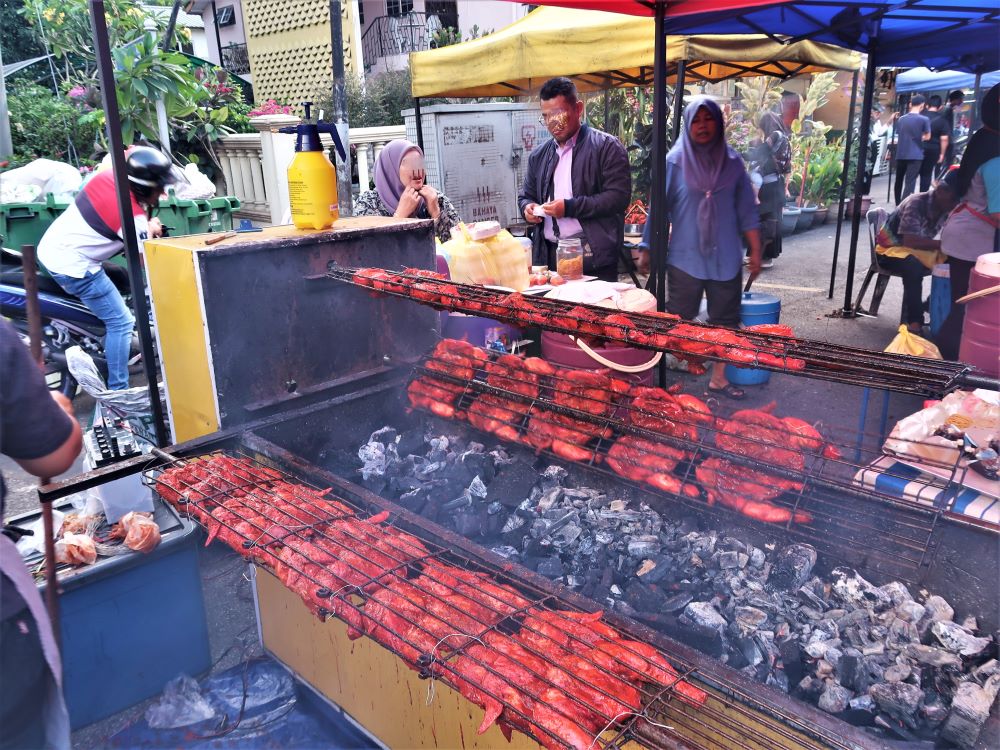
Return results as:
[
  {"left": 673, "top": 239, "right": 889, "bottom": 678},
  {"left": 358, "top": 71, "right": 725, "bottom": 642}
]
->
[{"left": 216, "top": 117, "right": 406, "bottom": 225}]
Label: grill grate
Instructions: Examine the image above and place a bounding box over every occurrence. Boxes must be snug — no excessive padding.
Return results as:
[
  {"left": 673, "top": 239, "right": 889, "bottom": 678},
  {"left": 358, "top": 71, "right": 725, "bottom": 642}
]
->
[
  {"left": 408, "top": 348, "right": 951, "bottom": 584},
  {"left": 142, "top": 449, "right": 858, "bottom": 750},
  {"left": 324, "top": 266, "right": 991, "bottom": 398}
]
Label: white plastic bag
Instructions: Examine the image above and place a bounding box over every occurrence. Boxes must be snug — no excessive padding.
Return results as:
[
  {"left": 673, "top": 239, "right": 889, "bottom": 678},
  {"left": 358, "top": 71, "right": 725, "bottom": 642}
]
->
[
  {"left": 0, "top": 158, "right": 82, "bottom": 201},
  {"left": 171, "top": 163, "right": 217, "bottom": 200},
  {"left": 65, "top": 346, "right": 165, "bottom": 419},
  {"left": 145, "top": 675, "right": 216, "bottom": 729}
]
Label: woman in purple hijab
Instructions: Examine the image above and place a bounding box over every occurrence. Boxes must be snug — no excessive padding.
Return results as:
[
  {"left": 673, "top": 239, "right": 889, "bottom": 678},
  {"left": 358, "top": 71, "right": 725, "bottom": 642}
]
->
[
  {"left": 355, "top": 139, "right": 461, "bottom": 242},
  {"left": 641, "top": 96, "right": 762, "bottom": 399}
]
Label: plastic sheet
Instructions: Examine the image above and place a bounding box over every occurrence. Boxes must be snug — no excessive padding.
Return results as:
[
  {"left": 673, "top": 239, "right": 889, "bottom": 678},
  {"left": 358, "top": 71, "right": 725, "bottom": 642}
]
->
[
  {"left": 65, "top": 346, "right": 165, "bottom": 419},
  {"left": 113, "top": 658, "right": 377, "bottom": 748}
]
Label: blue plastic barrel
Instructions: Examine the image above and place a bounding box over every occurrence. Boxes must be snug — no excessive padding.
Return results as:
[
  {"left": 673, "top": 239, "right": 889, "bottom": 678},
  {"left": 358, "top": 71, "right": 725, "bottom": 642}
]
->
[
  {"left": 929, "top": 264, "right": 951, "bottom": 337},
  {"left": 725, "top": 291, "right": 781, "bottom": 386}
]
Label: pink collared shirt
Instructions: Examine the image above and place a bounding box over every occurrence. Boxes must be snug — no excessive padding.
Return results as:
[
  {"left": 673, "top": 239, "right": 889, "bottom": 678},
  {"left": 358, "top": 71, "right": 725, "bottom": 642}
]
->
[{"left": 544, "top": 131, "right": 584, "bottom": 243}]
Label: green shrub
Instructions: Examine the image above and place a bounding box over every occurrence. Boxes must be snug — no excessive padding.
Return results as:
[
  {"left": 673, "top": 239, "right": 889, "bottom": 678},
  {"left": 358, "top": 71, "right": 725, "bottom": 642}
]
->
[{"left": 7, "top": 83, "right": 101, "bottom": 166}]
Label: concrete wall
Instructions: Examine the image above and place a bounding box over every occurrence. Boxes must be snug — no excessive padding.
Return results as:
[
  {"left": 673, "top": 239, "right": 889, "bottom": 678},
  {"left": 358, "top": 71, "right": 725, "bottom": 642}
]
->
[{"left": 195, "top": 1, "right": 251, "bottom": 66}]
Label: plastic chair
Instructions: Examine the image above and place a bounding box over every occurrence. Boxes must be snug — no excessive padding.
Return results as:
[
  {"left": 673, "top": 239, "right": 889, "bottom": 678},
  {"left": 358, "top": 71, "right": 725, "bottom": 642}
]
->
[{"left": 853, "top": 206, "right": 905, "bottom": 316}]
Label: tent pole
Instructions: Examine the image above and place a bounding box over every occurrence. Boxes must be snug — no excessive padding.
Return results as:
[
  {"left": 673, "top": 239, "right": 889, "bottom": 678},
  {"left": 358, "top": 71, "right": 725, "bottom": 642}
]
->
[
  {"left": 414, "top": 97, "right": 424, "bottom": 150},
  {"left": 887, "top": 93, "right": 898, "bottom": 202},
  {"left": 649, "top": 1, "right": 668, "bottom": 387},
  {"left": 842, "top": 52, "right": 879, "bottom": 316},
  {"left": 972, "top": 71, "right": 983, "bottom": 130},
  {"left": 671, "top": 59, "right": 687, "bottom": 141},
  {"left": 88, "top": 0, "right": 169, "bottom": 447},
  {"left": 828, "top": 68, "right": 859, "bottom": 299}
]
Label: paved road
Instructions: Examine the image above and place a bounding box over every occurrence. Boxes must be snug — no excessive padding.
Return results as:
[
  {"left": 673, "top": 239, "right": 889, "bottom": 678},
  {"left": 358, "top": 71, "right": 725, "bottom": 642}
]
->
[{"left": 1, "top": 174, "right": 937, "bottom": 746}]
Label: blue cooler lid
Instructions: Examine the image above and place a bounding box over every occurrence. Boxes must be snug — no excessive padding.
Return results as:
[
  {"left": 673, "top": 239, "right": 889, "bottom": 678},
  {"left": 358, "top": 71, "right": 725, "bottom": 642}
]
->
[{"left": 740, "top": 291, "right": 781, "bottom": 312}]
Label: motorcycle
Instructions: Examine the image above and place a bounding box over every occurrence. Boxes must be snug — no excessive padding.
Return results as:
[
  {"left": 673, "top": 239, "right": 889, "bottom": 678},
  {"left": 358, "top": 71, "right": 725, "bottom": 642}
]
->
[{"left": 0, "top": 248, "right": 142, "bottom": 398}]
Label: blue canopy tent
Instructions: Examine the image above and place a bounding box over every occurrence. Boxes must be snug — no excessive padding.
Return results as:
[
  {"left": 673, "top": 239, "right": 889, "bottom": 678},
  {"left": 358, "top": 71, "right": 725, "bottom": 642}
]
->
[
  {"left": 526, "top": 1, "right": 1000, "bottom": 318},
  {"left": 896, "top": 67, "right": 1000, "bottom": 94}
]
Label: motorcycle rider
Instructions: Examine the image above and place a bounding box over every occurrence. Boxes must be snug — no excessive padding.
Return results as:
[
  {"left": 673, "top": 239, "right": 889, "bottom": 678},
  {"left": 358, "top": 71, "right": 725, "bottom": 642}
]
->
[{"left": 38, "top": 147, "right": 179, "bottom": 390}]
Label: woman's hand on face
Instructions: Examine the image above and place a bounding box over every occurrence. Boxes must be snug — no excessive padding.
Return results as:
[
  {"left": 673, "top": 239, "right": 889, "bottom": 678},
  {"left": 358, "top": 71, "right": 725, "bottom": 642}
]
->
[
  {"left": 395, "top": 186, "right": 422, "bottom": 218},
  {"left": 418, "top": 184, "right": 440, "bottom": 218}
]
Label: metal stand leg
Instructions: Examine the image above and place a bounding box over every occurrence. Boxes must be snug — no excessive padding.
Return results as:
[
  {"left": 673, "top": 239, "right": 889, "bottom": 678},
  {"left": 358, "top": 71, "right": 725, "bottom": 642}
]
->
[{"left": 856, "top": 387, "right": 871, "bottom": 463}]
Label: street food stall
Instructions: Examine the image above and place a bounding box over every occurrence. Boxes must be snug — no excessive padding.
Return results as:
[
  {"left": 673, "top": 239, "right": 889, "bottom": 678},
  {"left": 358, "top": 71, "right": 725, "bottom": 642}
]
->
[{"left": 43, "top": 221, "right": 999, "bottom": 749}]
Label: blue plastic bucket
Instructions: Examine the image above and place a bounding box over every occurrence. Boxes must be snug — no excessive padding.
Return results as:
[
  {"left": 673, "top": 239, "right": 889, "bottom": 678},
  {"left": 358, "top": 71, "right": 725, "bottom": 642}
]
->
[
  {"left": 725, "top": 291, "right": 781, "bottom": 386},
  {"left": 929, "top": 264, "right": 951, "bottom": 337}
]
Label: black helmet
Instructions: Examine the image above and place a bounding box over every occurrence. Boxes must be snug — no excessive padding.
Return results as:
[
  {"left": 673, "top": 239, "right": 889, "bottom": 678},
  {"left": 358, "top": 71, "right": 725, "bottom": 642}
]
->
[{"left": 126, "top": 147, "right": 180, "bottom": 191}]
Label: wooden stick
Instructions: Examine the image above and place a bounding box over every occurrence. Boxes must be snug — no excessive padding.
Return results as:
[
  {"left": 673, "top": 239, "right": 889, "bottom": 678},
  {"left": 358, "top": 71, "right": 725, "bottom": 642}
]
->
[
  {"left": 955, "top": 283, "right": 1000, "bottom": 305},
  {"left": 204, "top": 230, "right": 237, "bottom": 245},
  {"left": 20, "top": 245, "right": 61, "bottom": 639}
]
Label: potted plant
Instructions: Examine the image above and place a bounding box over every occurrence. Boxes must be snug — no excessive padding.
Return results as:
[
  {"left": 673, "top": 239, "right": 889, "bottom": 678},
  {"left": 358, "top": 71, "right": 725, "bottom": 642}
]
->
[{"left": 805, "top": 143, "right": 844, "bottom": 225}]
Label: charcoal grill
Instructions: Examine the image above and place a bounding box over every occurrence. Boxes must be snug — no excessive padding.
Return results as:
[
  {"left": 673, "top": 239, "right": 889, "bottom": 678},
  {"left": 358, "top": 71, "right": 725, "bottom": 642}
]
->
[{"left": 43, "top": 224, "right": 998, "bottom": 749}]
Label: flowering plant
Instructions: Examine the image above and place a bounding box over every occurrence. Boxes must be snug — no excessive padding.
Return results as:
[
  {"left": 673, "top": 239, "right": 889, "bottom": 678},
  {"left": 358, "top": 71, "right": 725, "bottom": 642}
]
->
[{"left": 249, "top": 99, "right": 293, "bottom": 117}]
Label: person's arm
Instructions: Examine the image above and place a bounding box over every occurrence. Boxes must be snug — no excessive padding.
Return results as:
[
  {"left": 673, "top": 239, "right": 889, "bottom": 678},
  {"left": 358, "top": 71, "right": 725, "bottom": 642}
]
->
[
  {"left": 0, "top": 325, "right": 82, "bottom": 481},
  {"left": 430, "top": 194, "right": 462, "bottom": 243},
  {"left": 921, "top": 118, "right": 931, "bottom": 142},
  {"left": 744, "top": 228, "right": 762, "bottom": 278},
  {"left": 16, "top": 393, "right": 82, "bottom": 478},
  {"left": 560, "top": 137, "right": 631, "bottom": 220},
  {"left": 939, "top": 133, "right": 950, "bottom": 163},
  {"left": 518, "top": 150, "right": 544, "bottom": 224}
]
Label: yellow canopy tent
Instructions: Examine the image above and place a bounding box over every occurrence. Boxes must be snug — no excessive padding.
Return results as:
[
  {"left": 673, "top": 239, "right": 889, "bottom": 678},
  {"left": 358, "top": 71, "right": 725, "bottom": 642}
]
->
[{"left": 409, "top": 6, "right": 861, "bottom": 99}]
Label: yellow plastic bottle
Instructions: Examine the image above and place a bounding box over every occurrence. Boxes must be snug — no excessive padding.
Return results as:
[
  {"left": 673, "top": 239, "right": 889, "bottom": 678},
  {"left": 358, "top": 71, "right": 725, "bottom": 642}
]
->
[{"left": 279, "top": 102, "right": 346, "bottom": 230}]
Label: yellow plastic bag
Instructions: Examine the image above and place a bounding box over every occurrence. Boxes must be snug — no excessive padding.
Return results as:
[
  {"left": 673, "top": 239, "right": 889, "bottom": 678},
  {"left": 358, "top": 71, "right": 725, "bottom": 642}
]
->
[
  {"left": 885, "top": 325, "right": 942, "bottom": 359},
  {"left": 481, "top": 229, "right": 529, "bottom": 291},
  {"left": 438, "top": 225, "right": 499, "bottom": 286}
]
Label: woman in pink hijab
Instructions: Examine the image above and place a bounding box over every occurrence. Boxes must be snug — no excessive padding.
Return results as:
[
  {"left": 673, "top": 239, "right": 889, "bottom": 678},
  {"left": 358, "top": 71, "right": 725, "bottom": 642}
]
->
[{"left": 355, "top": 139, "right": 461, "bottom": 242}]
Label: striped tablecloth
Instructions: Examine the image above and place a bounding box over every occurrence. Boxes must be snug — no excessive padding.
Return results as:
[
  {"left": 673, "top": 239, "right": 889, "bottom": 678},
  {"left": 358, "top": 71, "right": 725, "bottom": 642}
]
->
[{"left": 855, "top": 456, "right": 1000, "bottom": 525}]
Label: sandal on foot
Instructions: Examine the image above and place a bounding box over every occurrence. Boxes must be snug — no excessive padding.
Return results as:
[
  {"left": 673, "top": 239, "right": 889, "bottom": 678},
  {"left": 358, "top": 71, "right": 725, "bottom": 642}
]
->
[{"left": 707, "top": 383, "right": 745, "bottom": 400}]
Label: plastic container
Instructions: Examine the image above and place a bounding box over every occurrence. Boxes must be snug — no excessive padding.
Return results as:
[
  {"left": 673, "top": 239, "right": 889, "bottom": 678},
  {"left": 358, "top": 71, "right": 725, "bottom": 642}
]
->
[
  {"left": 725, "top": 291, "right": 781, "bottom": 386},
  {"left": 278, "top": 102, "right": 346, "bottom": 230},
  {"left": 201, "top": 196, "right": 241, "bottom": 233},
  {"left": 958, "top": 253, "right": 1000, "bottom": 377},
  {"left": 797, "top": 205, "right": 818, "bottom": 231},
  {"left": 929, "top": 263, "right": 951, "bottom": 337},
  {"left": 556, "top": 238, "right": 584, "bottom": 280},
  {"left": 12, "top": 497, "right": 211, "bottom": 729},
  {"left": 780, "top": 206, "right": 801, "bottom": 236},
  {"left": 0, "top": 193, "right": 69, "bottom": 250}
]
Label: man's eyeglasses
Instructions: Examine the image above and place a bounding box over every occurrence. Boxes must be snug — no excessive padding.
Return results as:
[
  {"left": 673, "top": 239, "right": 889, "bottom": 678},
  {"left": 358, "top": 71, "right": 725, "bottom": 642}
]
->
[{"left": 538, "top": 110, "right": 569, "bottom": 125}]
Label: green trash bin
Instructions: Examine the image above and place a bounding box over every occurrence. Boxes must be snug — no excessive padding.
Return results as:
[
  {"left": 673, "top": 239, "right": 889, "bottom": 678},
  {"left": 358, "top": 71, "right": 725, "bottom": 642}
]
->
[
  {"left": 152, "top": 189, "right": 212, "bottom": 236},
  {"left": 152, "top": 191, "right": 241, "bottom": 236},
  {"left": 0, "top": 193, "right": 69, "bottom": 251},
  {"left": 202, "top": 196, "right": 241, "bottom": 233}
]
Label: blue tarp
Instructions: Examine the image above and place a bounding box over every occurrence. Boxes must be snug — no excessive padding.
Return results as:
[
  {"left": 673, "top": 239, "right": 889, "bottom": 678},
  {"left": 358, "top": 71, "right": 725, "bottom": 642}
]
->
[
  {"left": 896, "top": 67, "right": 1000, "bottom": 93},
  {"left": 551, "top": 1, "right": 1000, "bottom": 73}
]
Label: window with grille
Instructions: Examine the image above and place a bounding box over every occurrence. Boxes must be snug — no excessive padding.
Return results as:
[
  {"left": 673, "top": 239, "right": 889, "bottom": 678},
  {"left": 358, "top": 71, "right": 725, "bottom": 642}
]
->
[
  {"left": 386, "top": 0, "right": 414, "bottom": 17},
  {"left": 217, "top": 5, "right": 235, "bottom": 27}
]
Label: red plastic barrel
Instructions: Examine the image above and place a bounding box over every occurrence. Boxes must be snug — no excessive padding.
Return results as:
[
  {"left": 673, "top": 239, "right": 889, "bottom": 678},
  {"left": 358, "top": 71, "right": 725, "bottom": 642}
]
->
[{"left": 959, "top": 261, "right": 1000, "bottom": 377}]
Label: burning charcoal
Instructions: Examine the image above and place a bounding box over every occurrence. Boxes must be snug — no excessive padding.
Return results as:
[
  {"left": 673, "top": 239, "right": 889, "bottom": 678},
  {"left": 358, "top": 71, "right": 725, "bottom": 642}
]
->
[
  {"left": 797, "top": 584, "right": 827, "bottom": 611},
  {"left": 932, "top": 621, "right": 991, "bottom": 656},
  {"left": 535, "top": 487, "right": 563, "bottom": 512},
  {"left": 490, "top": 545, "right": 520, "bottom": 562},
  {"left": 501, "top": 513, "right": 526, "bottom": 536},
  {"left": 887, "top": 618, "right": 920, "bottom": 650},
  {"left": 896, "top": 600, "right": 927, "bottom": 624},
  {"left": 683, "top": 601, "right": 728, "bottom": 634},
  {"left": 830, "top": 568, "right": 891, "bottom": 611},
  {"left": 636, "top": 555, "right": 672, "bottom": 584},
  {"left": 489, "top": 460, "right": 538, "bottom": 507},
  {"left": 536, "top": 556, "right": 564, "bottom": 579},
  {"left": 921, "top": 698, "right": 949, "bottom": 726},
  {"left": 461, "top": 452, "right": 495, "bottom": 484},
  {"left": 818, "top": 681, "right": 853, "bottom": 714},
  {"left": 539, "top": 465, "right": 567, "bottom": 489},
  {"left": 838, "top": 654, "right": 861, "bottom": 689},
  {"left": 870, "top": 681, "right": 923, "bottom": 728},
  {"left": 768, "top": 544, "right": 817, "bottom": 591},
  {"left": 748, "top": 547, "right": 766, "bottom": 568},
  {"left": 920, "top": 594, "right": 954, "bottom": 626},
  {"left": 798, "top": 676, "right": 824, "bottom": 699},
  {"left": 804, "top": 640, "right": 837, "bottom": 660},
  {"left": 718, "top": 550, "right": 740, "bottom": 569},
  {"left": 973, "top": 659, "right": 1000, "bottom": 682},
  {"left": 884, "top": 663, "right": 912, "bottom": 683},
  {"left": 779, "top": 640, "right": 805, "bottom": 684},
  {"left": 467, "top": 476, "right": 488, "bottom": 500},
  {"left": 735, "top": 606, "right": 768, "bottom": 631},
  {"left": 661, "top": 591, "right": 695, "bottom": 614},
  {"left": 396, "top": 430, "right": 425, "bottom": 456},
  {"left": 941, "top": 678, "right": 1000, "bottom": 749},
  {"left": 879, "top": 581, "right": 914, "bottom": 607},
  {"left": 625, "top": 581, "right": 667, "bottom": 612},
  {"left": 453, "top": 510, "right": 482, "bottom": 537},
  {"left": 906, "top": 644, "right": 962, "bottom": 668},
  {"left": 849, "top": 694, "right": 876, "bottom": 714},
  {"left": 627, "top": 535, "right": 660, "bottom": 557}
]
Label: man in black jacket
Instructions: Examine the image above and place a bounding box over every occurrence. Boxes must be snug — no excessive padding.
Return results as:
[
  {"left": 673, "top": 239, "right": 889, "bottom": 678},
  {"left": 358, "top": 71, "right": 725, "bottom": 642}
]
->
[{"left": 518, "top": 77, "right": 631, "bottom": 281}]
